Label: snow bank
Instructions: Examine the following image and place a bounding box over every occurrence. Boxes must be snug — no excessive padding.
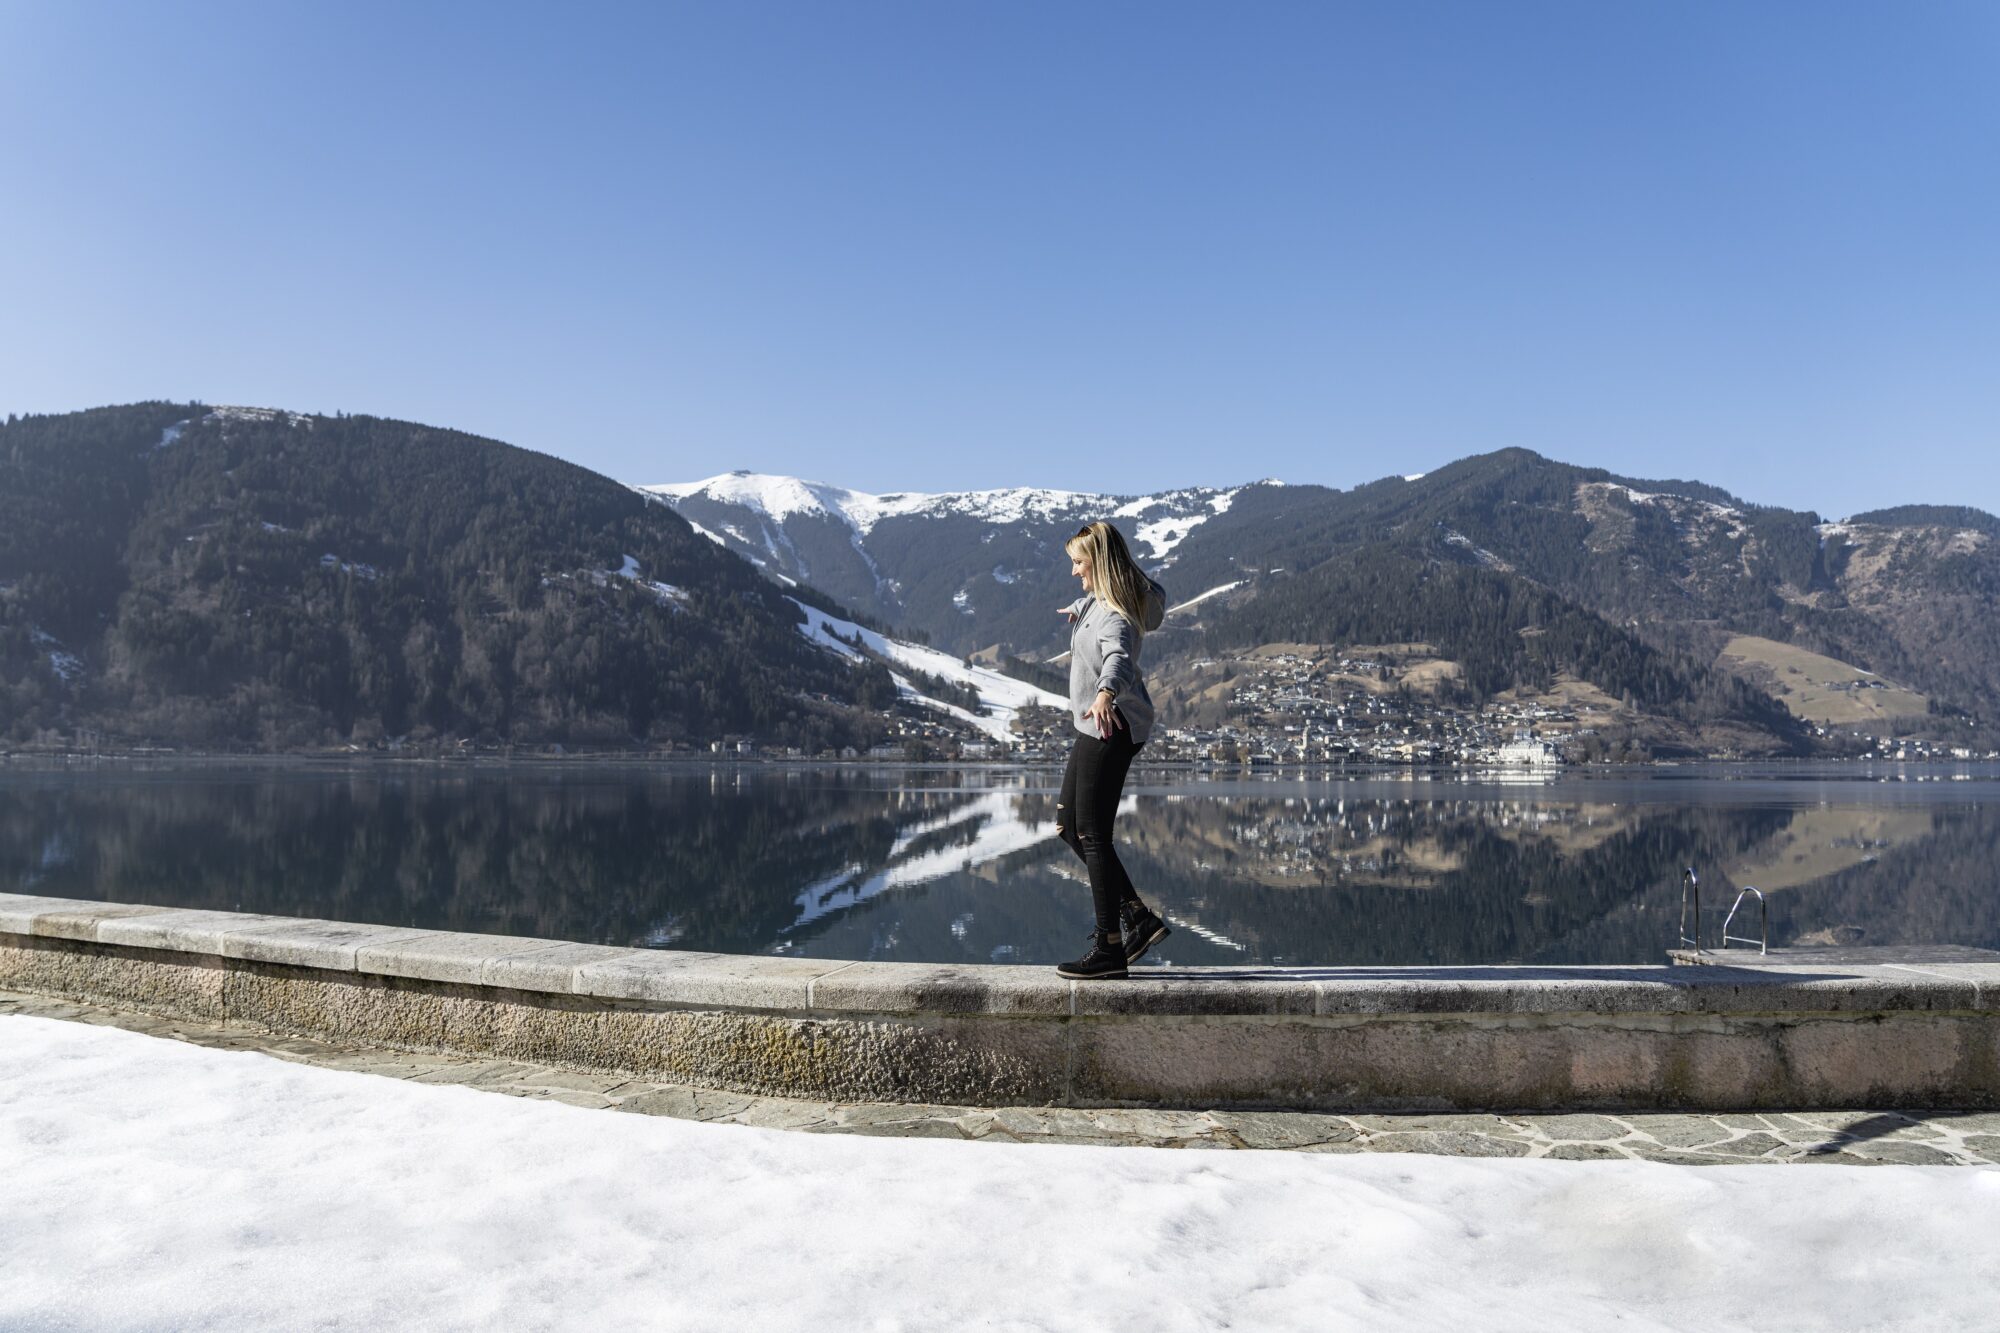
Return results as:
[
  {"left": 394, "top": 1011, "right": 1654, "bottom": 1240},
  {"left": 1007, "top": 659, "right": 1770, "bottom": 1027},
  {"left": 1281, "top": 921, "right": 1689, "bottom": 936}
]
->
[{"left": 4, "top": 1016, "right": 1998, "bottom": 1332}]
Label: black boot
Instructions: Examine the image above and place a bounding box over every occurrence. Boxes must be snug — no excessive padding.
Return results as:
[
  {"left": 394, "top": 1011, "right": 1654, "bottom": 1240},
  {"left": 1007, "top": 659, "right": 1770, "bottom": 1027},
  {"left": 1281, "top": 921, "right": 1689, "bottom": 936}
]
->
[
  {"left": 1119, "top": 900, "right": 1171, "bottom": 965},
  {"left": 1056, "top": 930, "right": 1129, "bottom": 980}
]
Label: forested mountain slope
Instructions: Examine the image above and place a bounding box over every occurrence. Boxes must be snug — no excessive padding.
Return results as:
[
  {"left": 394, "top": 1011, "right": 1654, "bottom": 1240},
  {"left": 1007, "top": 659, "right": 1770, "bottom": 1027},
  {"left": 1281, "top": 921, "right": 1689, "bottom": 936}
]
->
[
  {"left": 0, "top": 403, "right": 897, "bottom": 750},
  {"left": 8, "top": 403, "right": 1990, "bottom": 754},
  {"left": 1163, "top": 450, "right": 1994, "bottom": 745}
]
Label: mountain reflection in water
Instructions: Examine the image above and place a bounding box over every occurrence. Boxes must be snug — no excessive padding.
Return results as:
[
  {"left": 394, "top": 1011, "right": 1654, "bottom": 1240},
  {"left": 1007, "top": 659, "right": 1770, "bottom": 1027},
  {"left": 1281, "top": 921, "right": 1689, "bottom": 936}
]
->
[{"left": 1, "top": 763, "right": 1995, "bottom": 967}]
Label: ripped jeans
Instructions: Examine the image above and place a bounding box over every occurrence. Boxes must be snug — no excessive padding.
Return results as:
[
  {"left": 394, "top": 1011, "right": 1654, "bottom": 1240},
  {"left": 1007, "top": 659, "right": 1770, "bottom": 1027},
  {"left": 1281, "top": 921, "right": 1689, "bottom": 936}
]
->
[{"left": 1055, "top": 723, "right": 1145, "bottom": 935}]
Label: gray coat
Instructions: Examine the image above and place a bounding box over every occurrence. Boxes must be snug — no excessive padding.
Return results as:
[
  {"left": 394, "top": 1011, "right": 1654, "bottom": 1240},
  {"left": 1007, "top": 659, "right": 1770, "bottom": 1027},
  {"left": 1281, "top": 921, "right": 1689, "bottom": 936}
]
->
[{"left": 1064, "top": 578, "right": 1167, "bottom": 743}]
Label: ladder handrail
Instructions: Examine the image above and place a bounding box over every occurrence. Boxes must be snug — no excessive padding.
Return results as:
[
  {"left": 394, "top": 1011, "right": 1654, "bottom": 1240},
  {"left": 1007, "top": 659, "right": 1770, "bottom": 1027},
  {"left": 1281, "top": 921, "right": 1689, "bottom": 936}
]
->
[
  {"left": 1722, "top": 885, "right": 1769, "bottom": 956},
  {"left": 1678, "top": 866, "right": 1702, "bottom": 954}
]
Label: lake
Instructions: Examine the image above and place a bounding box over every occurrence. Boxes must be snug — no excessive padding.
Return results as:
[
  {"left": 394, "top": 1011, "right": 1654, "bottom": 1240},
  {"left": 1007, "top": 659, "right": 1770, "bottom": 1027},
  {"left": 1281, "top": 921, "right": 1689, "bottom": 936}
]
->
[{"left": 2, "top": 761, "right": 1995, "bottom": 967}]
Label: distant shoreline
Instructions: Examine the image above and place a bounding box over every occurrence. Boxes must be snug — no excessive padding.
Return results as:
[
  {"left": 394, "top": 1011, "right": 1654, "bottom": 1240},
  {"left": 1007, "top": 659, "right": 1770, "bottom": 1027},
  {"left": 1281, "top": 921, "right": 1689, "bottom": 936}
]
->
[{"left": 3, "top": 750, "right": 1994, "bottom": 774}]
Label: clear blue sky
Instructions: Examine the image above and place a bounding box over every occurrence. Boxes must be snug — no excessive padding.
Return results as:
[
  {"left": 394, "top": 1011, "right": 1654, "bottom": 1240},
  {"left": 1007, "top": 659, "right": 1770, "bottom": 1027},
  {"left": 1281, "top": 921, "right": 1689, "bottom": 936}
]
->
[{"left": 3, "top": 1, "right": 1995, "bottom": 517}]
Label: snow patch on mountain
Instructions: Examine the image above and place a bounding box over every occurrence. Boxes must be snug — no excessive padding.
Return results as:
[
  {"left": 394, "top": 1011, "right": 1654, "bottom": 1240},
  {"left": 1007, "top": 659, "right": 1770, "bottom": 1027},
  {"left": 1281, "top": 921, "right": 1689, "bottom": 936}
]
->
[
  {"left": 1112, "top": 486, "right": 1245, "bottom": 558},
  {"left": 1580, "top": 481, "right": 1748, "bottom": 539},
  {"left": 870, "top": 487, "right": 1101, "bottom": 530},
  {"left": 1135, "top": 515, "right": 1205, "bottom": 560},
  {"left": 154, "top": 420, "right": 189, "bottom": 450},
  {"left": 319, "top": 554, "right": 379, "bottom": 580},
  {"left": 29, "top": 628, "right": 83, "bottom": 682},
  {"left": 1168, "top": 581, "right": 1244, "bottom": 615},
  {"left": 609, "top": 554, "right": 689, "bottom": 609},
  {"left": 1442, "top": 530, "right": 1513, "bottom": 571},
  {"left": 206, "top": 405, "right": 313, "bottom": 429},
  {"left": 647, "top": 472, "right": 1107, "bottom": 536},
  {"left": 787, "top": 597, "right": 1064, "bottom": 742},
  {"left": 849, "top": 528, "right": 893, "bottom": 600}
]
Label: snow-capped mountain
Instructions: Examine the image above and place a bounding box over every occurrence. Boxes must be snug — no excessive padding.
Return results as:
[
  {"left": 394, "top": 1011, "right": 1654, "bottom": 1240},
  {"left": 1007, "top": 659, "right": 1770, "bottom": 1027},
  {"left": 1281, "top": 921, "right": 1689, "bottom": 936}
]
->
[
  {"left": 640, "top": 452, "right": 2000, "bottom": 751},
  {"left": 638, "top": 470, "right": 1304, "bottom": 655},
  {"left": 644, "top": 471, "right": 1260, "bottom": 559}
]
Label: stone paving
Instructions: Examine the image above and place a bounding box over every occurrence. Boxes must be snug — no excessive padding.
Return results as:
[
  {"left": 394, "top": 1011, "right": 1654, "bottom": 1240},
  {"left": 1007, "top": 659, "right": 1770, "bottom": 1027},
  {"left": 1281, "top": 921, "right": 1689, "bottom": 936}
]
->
[{"left": 7, "top": 987, "right": 1998, "bottom": 1165}]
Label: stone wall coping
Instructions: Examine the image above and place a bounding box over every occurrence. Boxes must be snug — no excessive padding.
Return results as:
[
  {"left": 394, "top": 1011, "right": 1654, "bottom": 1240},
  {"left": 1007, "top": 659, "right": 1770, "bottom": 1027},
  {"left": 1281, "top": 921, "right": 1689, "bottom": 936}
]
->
[{"left": 6, "top": 891, "right": 1997, "bottom": 1019}]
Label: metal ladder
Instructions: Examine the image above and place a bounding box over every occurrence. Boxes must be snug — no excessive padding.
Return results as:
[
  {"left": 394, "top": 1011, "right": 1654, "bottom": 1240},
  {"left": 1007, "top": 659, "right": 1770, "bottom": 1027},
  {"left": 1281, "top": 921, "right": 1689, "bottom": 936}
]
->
[{"left": 1679, "top": 866, "right": 1769, "bottom": 956}]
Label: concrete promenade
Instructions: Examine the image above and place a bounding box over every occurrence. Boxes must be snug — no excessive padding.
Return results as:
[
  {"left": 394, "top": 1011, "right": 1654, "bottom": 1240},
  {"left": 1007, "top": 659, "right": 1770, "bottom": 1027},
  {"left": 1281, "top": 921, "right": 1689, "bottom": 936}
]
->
[
  {"left": 8, "top": 986, "right": 1998, "bottom": 1164},
  {"left": 7, "top": 891, "right": 2000, "bottom": 1114}
]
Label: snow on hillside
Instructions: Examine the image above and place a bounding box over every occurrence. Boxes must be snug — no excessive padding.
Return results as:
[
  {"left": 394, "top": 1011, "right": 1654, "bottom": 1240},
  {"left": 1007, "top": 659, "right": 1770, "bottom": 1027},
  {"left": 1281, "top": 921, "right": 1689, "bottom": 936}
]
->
[
  {"left": 787, "top": 597, "right": 1065, "bottom": 743},
  {"left": 28, "top": 627, "right": 83, "bottom": 682},
  {"left": 1442, "top": 531, "right": 1512, "bottom": 571},
  {"left": 204, "top": 405, "right": 314, "bottom": 429},
  {"left": 647, "top": 472, "right": 1107, "bottom": 535},
  {"left": 684, "top": 518, "right": 729, "bottom": 548},
  {"left": 1168, "top": 581, "right": 1244, "bottom": 614},
  {"left": 644, "top": 472, "right": 1257, "bottom": 561},
  {"left": 1112, "top": 486, "right": 1245, "bottom": 559},
  {"left": 611, "top": 554, "right": 688, "bottom": 609},
  {"left": 1579, "top": 481, "right": 1748, "bottom": 537}
]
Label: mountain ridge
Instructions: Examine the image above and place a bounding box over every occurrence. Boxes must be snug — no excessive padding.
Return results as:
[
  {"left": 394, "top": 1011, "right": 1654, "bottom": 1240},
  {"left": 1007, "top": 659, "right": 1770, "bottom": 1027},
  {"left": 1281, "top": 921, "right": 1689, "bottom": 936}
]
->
[
  {"left": 6, "top": 402, "right": 1991, "bottom": 755},
  {"left": 0, "top": 403, "right": 918, "bottom": 752},
  {"left": 650, "top": 452, "right": 1998, "bottom": 749}
]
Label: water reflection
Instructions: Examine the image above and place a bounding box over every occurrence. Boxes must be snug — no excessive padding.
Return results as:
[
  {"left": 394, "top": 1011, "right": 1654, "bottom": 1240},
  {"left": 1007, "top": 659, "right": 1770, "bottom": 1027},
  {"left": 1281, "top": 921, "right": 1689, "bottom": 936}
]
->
[{"left": 1, "top": 763, "right": 1994, "bottom": 967}]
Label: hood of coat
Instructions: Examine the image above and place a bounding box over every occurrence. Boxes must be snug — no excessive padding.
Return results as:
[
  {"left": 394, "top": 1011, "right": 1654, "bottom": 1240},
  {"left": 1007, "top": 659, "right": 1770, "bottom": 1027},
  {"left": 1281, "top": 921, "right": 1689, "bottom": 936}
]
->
[
  {"left": 1069, "top": 576, "right": 1168, "bottom": 633},
  {"left": 1139, "top": 577, "right": 1166, "bottom": 632}
]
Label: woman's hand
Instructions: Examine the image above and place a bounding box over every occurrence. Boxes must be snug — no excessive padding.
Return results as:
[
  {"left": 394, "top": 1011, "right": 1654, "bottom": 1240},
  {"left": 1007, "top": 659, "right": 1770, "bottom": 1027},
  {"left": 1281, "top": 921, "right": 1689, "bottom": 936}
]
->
[
  {"left": 1059, "top": 605, "right": 1078, "bottom": 623},
  {"left": 1085, "top": 689, "right": 1124, "bottom": 739}
]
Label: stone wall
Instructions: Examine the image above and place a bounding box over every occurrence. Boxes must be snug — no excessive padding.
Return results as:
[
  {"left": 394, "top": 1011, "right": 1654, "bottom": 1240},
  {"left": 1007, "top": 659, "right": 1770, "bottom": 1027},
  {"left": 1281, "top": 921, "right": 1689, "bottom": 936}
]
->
[{"left": 5, "top": 893, "right": 1998, "bottom": 1111}]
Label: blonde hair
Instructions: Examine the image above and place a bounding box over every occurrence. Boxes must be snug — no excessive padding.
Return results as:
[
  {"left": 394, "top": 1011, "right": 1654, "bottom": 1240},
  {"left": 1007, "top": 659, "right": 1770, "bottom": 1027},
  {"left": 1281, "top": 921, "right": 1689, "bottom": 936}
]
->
[{"left": 1065, "top": 521, "right": 1153, "bottom": 638}]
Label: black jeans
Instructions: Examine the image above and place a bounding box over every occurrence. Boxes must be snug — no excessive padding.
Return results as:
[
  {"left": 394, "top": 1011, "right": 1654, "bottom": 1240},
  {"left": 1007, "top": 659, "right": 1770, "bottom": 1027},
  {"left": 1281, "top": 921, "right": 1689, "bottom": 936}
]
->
[{"left": 1055, "top": 724, "right": 1145, "bottom": 935}]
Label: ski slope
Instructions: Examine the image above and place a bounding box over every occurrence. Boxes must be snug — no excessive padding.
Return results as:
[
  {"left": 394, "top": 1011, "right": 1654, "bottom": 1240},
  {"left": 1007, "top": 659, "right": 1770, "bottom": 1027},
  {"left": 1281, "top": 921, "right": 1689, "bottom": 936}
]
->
[{"left": 788, "top": 597, "right": 1065, "bottom": 743}]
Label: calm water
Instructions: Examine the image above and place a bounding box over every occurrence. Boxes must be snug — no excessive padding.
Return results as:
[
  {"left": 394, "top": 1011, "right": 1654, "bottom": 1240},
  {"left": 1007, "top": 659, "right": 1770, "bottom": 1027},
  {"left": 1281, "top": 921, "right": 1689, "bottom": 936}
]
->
[{"left": 2, "top": 761, "right": 1996, "bottom": 967}]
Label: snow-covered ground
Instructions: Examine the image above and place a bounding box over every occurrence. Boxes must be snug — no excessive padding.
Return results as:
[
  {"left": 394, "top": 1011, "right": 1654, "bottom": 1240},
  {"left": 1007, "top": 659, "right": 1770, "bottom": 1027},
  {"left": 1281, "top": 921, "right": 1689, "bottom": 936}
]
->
[
  {"left": 788, "top": 597, "right": 1064, "bottom": 743},
  {"left": 3, "top": 1016, "right": 1997, "bottom": 1331}
]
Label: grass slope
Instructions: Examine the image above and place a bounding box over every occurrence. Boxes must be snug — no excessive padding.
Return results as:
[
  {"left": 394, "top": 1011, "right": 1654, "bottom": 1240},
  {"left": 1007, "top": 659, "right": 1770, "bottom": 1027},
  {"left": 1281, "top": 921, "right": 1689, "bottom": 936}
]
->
[{"left": 1716, "top": 636, "right": 1928, "bottom": 725}]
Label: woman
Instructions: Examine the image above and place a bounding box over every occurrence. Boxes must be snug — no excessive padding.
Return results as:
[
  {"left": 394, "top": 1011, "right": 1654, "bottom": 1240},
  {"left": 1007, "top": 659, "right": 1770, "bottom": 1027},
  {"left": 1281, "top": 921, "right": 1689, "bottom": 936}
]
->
[{"left": 1052, "top": 521, "right": 1171, "bottom": 980}]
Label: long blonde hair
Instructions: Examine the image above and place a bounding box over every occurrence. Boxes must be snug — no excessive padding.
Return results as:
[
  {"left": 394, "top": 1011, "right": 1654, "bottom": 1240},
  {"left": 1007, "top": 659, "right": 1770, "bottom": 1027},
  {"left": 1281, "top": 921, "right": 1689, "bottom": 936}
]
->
[{"left": 1065, "top": 521, "right": 1153, "bottom": 639}]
